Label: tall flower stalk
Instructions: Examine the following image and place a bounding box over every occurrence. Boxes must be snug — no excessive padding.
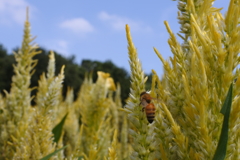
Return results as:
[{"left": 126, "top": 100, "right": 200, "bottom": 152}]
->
[
  {"left": 0, "top": 9, "right": 40, "bottom": 159},
  {"left": 14, "top": 51, "right": 65, "bottom": 159},
  {"left": 124, "top": 25, "right": 157, "bottom": 160},
  {"left": 151, "top": 0, "right": 240, "bottom": 159},
  {"left": 74, "top": 71, "right": 119, "bottom": 160}
]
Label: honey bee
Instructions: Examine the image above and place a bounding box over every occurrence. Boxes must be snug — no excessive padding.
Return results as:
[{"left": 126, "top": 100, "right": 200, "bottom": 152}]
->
[{"left": 140, "top": 92, "right": 156, "bottom": 123}]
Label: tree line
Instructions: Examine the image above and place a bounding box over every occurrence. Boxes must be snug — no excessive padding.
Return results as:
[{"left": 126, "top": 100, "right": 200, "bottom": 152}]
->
[{"left": 0, "top": 44, "right": 152, "bottom": 105}]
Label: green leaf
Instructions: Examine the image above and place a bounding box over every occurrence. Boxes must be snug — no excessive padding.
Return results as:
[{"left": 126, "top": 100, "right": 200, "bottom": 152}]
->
[
  {"left": 52, "top": 113, "right": 68, "bottom": 143},
  {"left": 39, "top": 145, "right": 67, "bottom": 160},
  {"left": 213, "top": 83, "right": 233, "bottom": 160},
  {"left": 78, "top": 156, "right": 84, "bottom": 160}
]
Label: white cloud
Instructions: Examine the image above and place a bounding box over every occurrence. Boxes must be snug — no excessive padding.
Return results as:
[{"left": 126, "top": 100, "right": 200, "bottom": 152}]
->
[
  {"left": 55, "top": 40, "right": 68, "bottom": 54},
  {"left": 98, "top": 11, "right": 151, "bottom": 32},
  {"left": 0, "top": 0, "right": 34, "bottom": 25},
  {"left": 48, "top": 40, "right": 70, "bottom": 56},
  {"left": 55, "top": 40, "right": 69, "bottom": 56},
  {"left": 60, "top": 18, "right": 94, "bottom": 34},
  {"left": 58, "top": 40, "right": 68, "bottom": 50}
]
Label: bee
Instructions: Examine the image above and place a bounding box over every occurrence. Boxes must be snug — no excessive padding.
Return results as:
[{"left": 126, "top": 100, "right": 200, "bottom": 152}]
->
[{"left": 140, "top": 92, "right": 156, "bottom": 123}]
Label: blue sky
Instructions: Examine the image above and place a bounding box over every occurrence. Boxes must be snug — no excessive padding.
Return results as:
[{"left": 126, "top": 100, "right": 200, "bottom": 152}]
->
[{"left": 0, "top": 0, "right": 229, "bottom": 76}]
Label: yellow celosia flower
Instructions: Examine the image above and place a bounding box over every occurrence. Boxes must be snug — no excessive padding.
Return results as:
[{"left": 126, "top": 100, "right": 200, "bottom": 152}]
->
[
  {"left": 106, "top": 78, "right": 117, "bottom": 91},
  {"left": 0, "top": 9, "right": 40, "bottom": 159}
]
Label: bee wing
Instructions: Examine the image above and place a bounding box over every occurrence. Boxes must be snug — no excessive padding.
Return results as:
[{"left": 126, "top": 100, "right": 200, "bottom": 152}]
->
[{"left": 151, "top": 98, "right": 163, "bottom": 103}]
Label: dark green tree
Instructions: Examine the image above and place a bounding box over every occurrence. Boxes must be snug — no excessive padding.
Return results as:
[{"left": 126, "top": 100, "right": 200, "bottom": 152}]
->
[
  {"left": 0, "top": 43, "right": 152, "bottom": 106},
  {"left": 0, "top": 45, "right": 15, "bottom": 95}
]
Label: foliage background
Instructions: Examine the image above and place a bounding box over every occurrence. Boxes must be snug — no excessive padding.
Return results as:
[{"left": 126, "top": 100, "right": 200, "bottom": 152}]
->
[{"left": 0, "top": 44, "right": 152, "bottom": 105}]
